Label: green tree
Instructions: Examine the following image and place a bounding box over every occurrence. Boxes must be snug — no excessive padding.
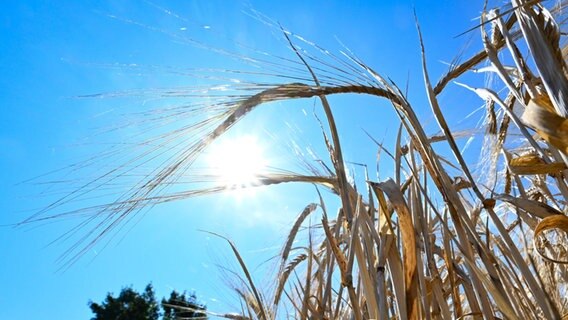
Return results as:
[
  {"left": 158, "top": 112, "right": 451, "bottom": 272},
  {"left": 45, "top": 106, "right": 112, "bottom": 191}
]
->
[
  {"left": 89, "top": 284, "right": 207, "bottom": 319},
  {"left": 89, "top": 284, "right": 160, "bottom": 320},
  {"left": 162, "top": 290, "right": 207, "bottom": 319}
]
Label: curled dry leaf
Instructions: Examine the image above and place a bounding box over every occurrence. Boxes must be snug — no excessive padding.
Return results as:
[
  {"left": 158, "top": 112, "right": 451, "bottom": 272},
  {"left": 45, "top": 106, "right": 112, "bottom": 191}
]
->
[
  {"left": 522, "top": 99, "right": 568, "bottom": 155},
  {"left": 534, "top": 214, "right": 568, "bottom": 264}
]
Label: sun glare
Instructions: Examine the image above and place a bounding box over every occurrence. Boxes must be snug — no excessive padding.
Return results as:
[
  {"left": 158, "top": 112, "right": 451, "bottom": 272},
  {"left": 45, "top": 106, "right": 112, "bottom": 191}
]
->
[{"left": 206, "top": 135, "right": 267, "bottom": 190}]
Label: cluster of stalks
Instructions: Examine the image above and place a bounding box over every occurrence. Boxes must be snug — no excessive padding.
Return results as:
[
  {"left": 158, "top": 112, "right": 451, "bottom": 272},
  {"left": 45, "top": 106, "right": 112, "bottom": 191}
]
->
[{"left": 25, "top": 0, "right": 568, "bottom": 319}]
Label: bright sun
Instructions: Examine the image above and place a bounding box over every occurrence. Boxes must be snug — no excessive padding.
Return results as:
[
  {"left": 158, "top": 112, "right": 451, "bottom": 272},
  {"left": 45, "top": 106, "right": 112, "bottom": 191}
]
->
[{"left": 206, "top": 135, "right": 267, "bottom": 190}]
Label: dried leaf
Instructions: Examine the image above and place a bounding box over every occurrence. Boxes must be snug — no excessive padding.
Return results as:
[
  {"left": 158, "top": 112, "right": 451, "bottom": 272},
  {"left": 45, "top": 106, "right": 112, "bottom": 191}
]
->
[
  {"left": 509, "top": 154, "right": 567, "bottom": 174},
  {"left": 534, "top": 214, "right": 568, "bottom": 264},
  {"left": 522, "top": 99, "right": 568, "bottom": 156}
]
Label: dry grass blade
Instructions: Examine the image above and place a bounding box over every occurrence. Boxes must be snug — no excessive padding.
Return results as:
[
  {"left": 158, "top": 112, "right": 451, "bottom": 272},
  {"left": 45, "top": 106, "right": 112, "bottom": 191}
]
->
[
  {"left": 321, "top": 212, "right": 362, "bottom": 320},
  {"left": 349, "top": 195, "right": 380, "bottom": 319},
  {"left": 416, "top": 15, "right": 484, "bottom": 202},
  {"left": 497, "top": 194, "right": 563, "bottom": 219},
  {"left": 202, "top": 231, "right": 267, "bottom": 320},
  {"left": 372, "top": 179, "right": 419, "bottom": 320}
]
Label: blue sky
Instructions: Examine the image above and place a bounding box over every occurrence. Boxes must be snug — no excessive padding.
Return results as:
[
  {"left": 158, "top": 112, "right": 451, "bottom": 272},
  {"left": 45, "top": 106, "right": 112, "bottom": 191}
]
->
[{"left": 0, "top": 1, "right": 486, "bottom": 318}]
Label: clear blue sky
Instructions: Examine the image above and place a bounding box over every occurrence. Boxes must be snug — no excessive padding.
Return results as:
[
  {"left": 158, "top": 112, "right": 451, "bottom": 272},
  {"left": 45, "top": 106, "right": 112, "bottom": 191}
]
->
[{"left": 1, "top": 1, "right": 485, "bottom": 318}]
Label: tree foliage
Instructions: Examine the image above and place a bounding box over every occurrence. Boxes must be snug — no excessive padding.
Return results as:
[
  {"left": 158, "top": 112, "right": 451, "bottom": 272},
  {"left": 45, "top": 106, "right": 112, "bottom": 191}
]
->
[
  {"left": 89, "top": 284, "right": 159, "bottom": 320},
  {"left": 162, "top": 291, "right": 207, "bottom": 320},
  {"left": 89, "top": 284, "right": 206, "bottom": 320}
]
